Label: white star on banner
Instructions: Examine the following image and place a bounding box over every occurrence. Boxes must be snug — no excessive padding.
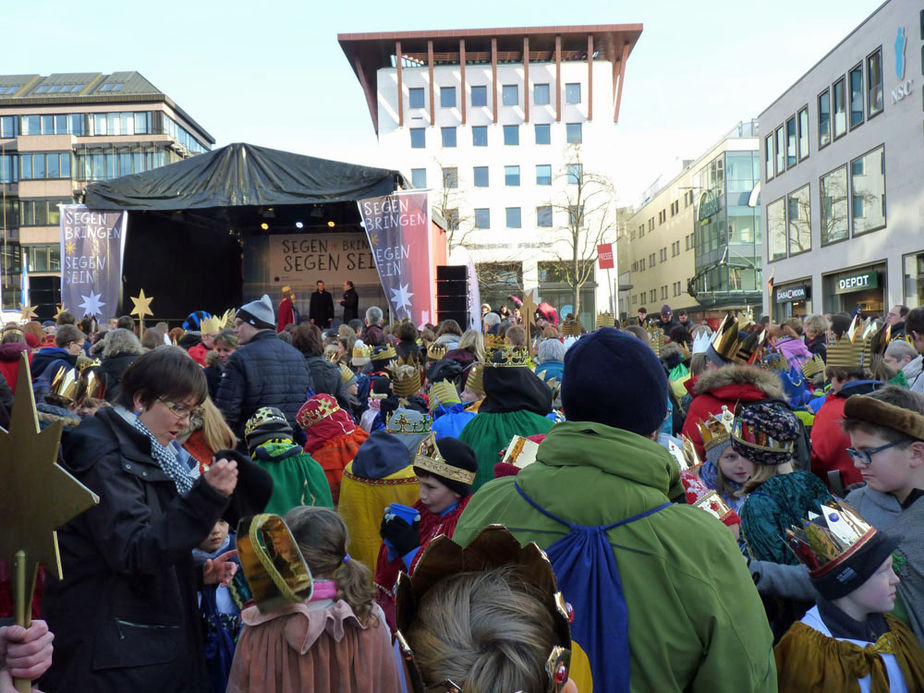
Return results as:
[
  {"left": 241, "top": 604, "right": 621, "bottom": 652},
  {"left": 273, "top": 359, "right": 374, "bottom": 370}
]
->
[
  {"left": 79, "top": 291, "right": 106, "bottom": 316},
  {"left": 390, "top": 283, "right": 414, "bottom": 314}
]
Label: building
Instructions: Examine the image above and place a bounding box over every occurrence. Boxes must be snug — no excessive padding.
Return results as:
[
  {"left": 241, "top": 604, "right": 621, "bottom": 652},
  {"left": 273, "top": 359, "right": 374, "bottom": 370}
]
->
[
  {"left": 0, "top": 72, "right": 214, "bottom": 315},
  {"left": 619, "top": 121, "right": 762, "bottom": 322},
  {"left": 339, "top": 25, "right": 642, "bottom": 327},
  {"left": 759, "top": 0, "right": 924, "bottom": 321}
]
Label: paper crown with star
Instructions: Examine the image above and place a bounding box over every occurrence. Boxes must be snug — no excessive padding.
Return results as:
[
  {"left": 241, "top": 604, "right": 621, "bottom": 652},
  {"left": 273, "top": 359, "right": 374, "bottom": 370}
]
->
[
  {"left": 392, "top": 362, "right": 421, "bottom": 398},
  {"left": 486, "top": 345, "right": 531, "bottom": 368},
  {"left": 697, "top": 406, "right": 735, "bottom": 453}
]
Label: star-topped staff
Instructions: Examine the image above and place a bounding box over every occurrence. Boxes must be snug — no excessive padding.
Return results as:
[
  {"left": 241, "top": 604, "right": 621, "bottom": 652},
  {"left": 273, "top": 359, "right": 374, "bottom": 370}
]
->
[
  {"left": 520, "top": 288, "right": 540, "bottom": 346},
  {"left": 53, "top": 305, "right": 68, "bottom": 321},
  {"left": 0, "top": 354, "right": 98, "bottom": 692},
  {"left": 18, "top": 303, "right": 37, "bottom": 322},
  {"left": 130, "top": 289, "right": 154, "bottom": 334}
]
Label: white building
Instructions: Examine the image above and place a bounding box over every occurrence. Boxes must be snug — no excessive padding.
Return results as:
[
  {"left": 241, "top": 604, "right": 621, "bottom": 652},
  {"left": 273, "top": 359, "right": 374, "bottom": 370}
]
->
[
  {"left": 759, "top": 0, "right": 924, "bottom": 320},
  {"left": 339, "top": 25, "right": 642, "bottom": 327}
]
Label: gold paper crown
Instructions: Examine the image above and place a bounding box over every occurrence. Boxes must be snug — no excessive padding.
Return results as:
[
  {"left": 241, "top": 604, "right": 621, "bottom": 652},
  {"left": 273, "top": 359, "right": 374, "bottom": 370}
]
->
[
  {"left": 77, "top": 357, "right": 101, "bottom": 373},
  {"left": 371, "top": 343, "right": 397, "bottom": 362},
  {"left": 78, "top": 367, "right": 106, "bottom": 401},
  {"left": 386, "top": 409, "right": 433, "bottom": 435},
  {"left": 696, "top": 406, "right": 735, "bottom": 452},
  {"left": 826, "top": 316, "right": 874, "bottom": 368},
  {"left": 560, "top": 318, "right": 582, "bottom": 337},
  {"left": 220, "top": 308, "right": 236, "bottom": 329},
  {"left": 392, "top": 363, "right": 421, "bottom": 398},
  {"left": 426, "top": 342, "right": 448, "bottom": 361},
  {"left": 48, "top": 366, "right": 78, "bottom": 406},
  {"left": 595, "top": 312, "right": 615, "bottom": 328},
  {"left": 414, "top": 432, "right": 476, "bottom": 485},
  {"left": 199, "top": 315, "right": 221, "bottom": 335},
  {"left": 645, "top": 324, "right": 665, "bottom": 356},
  {"left": 784, "top": 499, "right": 877, "bottom": 576},
  {"left": 486, "top": 345, "right": 531, "bottom": 368},
  {"left": 429, "top": 379, "right": 460, "bottom": 411},
  {"left": 708, "top": 314, "right": 739, "bottom": 362},
  {"left": 352, "top": 344, "right": 373, "bottom": 361},
  {"left": 465, "top": 363, "right": 485, "bottom": 396},
  {"left": 483, "top": 334, "right": 505, "bottom": 352},
  {"left": 544, "top": 376, "right": 561, "bottom": 402},
  {"left": 339, "top": 362, "right": 356, "bottom": 385},
  {"left": 297, "top": 396, "right": 339, "bottom": 429},
  {"left": 801, "top": 353, "right": 826, "bottom": 378},
  {"left": 236, "top": 514, "right": 313, "bottom": 614}
]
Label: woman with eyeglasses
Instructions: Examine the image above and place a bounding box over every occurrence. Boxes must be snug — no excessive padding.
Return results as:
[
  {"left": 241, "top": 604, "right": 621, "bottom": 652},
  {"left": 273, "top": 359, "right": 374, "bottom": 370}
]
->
[{"left": 41, "top": 347, "right": 240, "bottom": 693}]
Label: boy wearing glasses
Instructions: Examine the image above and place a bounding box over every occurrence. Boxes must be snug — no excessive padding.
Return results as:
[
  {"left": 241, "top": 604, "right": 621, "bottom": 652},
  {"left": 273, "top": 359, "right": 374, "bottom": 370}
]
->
[{"left": 842, "top": 386, "right": 924, "bottom": 646}]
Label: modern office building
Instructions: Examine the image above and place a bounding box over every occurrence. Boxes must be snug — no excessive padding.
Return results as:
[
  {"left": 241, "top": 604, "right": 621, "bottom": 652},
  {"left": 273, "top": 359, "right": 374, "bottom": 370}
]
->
[
  {"left": 759, "top": 0, "right": 924, "bottom": 321},
  {"left": 339, "top": 25, "right": 642, "bottom": 326},
  {"left": 619, "top": 121, "right": 762, "bottom": 322},
  {"left": 0, "top": 72, "right": 214, "bottom": 314}
]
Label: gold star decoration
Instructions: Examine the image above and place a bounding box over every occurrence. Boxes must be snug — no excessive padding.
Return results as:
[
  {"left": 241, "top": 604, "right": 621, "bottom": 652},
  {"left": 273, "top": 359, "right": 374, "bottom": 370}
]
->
[
  {"left": 0, "top": 354, "right": 98, "bottom": 636},
  {"left": 368, "top": 233, "right": 379, "bottom": 247},
  {"left": 130, "top": 289, "right": 154, "bottom": 321},
  {"left": 64, "top": 241, "right": 76, "bottom": 254},
  {"left": 521, "top": 288, "right": 539, "bottom": 327},
  {"left": 19, "top": 303, "right": 37, "bottom": 321},
  {"left": 53, "top": 304, "right": 68, "bottom": 320}
]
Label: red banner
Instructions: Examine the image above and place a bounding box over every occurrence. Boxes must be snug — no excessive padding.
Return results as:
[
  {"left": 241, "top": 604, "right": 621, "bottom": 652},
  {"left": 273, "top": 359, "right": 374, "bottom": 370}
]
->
[{"left": 597, "top": 243, "right": 614, "bottom": 270}]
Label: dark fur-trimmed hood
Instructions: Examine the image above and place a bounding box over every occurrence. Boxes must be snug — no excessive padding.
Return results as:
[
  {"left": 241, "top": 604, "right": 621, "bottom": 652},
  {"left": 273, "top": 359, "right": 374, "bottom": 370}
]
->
[{"left": 692, "top": 364, "right": 785, "bottom": 400}]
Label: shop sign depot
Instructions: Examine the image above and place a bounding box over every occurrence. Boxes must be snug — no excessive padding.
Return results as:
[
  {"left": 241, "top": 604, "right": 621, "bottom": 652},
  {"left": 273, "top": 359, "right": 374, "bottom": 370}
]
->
[{"left": 835, "top": 271, "right": 878, "bottom": 294}]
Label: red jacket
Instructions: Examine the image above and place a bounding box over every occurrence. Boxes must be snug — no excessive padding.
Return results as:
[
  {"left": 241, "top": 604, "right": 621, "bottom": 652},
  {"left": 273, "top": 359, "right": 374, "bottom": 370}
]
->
[
  {"left": 809, "top": 381, "right": 880, "bottom": 489},
  {"left": 681, "top": 365, "right": 785, "bottom": 459},
  {"left": 277, "top": 297, "right": 295, "bottom": 333}
]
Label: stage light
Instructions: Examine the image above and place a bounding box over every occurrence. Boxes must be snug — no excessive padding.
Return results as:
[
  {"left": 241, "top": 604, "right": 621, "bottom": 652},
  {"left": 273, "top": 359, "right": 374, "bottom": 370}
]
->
[
  {"left": 327, "top": 220, "right": 335, "bottom": 228},
  {"left": 295, "top": 221, "right": 303, "bottom": 229},
  {"left": 260, "top": 222, "right": 269, "bottom": 230}
]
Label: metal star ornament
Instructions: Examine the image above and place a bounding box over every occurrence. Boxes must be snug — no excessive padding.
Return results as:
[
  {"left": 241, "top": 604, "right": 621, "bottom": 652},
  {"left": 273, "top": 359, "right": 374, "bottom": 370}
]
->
[
  {"left": 78, "top": 291, "right": 105, "bottom": 316},
  {"left": 130, "top": 288, "right": 154, "bottom": 321},
  {"left": 53, "top": 304, "right": 68, "bottom": 320},
  {"left": 18, "top": 303, "right": 37, "bottom": 321}
]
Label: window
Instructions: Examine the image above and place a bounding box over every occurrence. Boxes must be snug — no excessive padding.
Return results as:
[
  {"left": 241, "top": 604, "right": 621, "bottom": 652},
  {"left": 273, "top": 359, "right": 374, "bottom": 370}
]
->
[
  {"left": 19, "top": 152, "right": 70, "bottom": 180},
  {"left": 567, "top": 164, "right": 582, "bottom": 185},
  {"left": 474, "top": 208, "right": 490, "bottom": 229},
  {"left": 565, "top": 83, "right": 581, "bottom": 104},
  {"left": 534, "top": 83, "right": 550, "bottom": 105},
  {"left": 775, "top": 125, "right": 785, "bottom": 175},
  {"left": 851, "top": 145, "right": 886, "bottom": 236},
  {"left": 410, "top": 168, "right": 427, "bottom": 189},
  {"left": 866, "top": 49, "right": 883, "bottom": 118},
  {"left": 502, "top": 84, "right": 518, "bottom": 106},
  {"left": 536, "top": 164, "right": 551, "bottom": 186},
  {"left": 504, "top": 165, "right": 520, "bottom": 186},
  {"left": 820, "top": 164, "right": 848, "bottom": 245},
  {"left": 441, "top": 127, "right": 457, "bottom": 148},
  {"left": 445, "top": 208, "right": 459, "bottom": 231},
  {"left": 659, "top": 248, "right": 667, "bottom": 262},
  {"left": 569, "top": 205, "right": 584, "bottom": 227},
  {"left": 787, "top": 185, "right": 811, "bottom": 255},
  {"left": 506, "top": 207, "right": 521, "bottom": 228},
  {"left": 534, "top": 124, "right": 550, "bottom": 145},
  {"left": 649, "top": 253, "right": 656, "bottom": 266},
  {"left": 661, "top": 286, "right": 668, "bottom": 300},
  {"left": 649, "top": 289, "right": 657, "bottom": 303},
  {"left": 832, "top": 77, "right": 846, "bottom": 139},
  {"left": 20, "top": 199, "right": 69, "bottom": 228},
  {"left": 785, "top": 117, "right": 797, "bottom": 168},
  {"left": 409, "top": 88, "right": 425, "bottom": 109},
  {"left": 24, "top": 244, "right": 61, "bottom": 273},
  {"left": 473, "top": 166, "right": 489, "bottom": 187},
  {"left": 537, "top": 205, "right": 552, "bottom": 227},
  {"left": 767, "top": 197, "right": 787, "bottom": 262},
  {"left": 764, "top": 135, "right": 774, "bottom": 180},
  {"left": 566, "top": 122, "right": 582, "bottom": 144},
  {"left": 0, "top": 115, "right": 16, "bottom": 138},
  {"left": 849, "top": 64, "right": 864, "bottom": 128},
  {"left": 818, "top": 89, "right": 831, "bottom": 148},
  {"left": 410, "top": 128, "right": 425, "bottom": 148},
  {"left": 471, "top": 85, "right": 487, "bottom": 107},
  {"left": 798, "top": 107, "right": 809, "bottom": 161},
  {"left": 472, "top": 126, "right": 488, "bottom": 147},
  {"left": 441, "top": 167, "right": 458, "bottom": 189},
  {"left": 0, "top": 154, "right": 16, "bottom": 183},
  {"left": 503, "top": 125, "right": 519, "bottom": 145},
  {"left": 640, "top": 258, "right": 646, "bottom": 271},
  {"left": 440, "top": 86, "right": 456, "bottom": 108}
]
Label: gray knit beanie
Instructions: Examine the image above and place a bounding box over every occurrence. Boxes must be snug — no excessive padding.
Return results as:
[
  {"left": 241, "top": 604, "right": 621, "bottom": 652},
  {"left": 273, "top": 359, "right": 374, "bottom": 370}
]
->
[{"left": 237, "top": 294, "right": 275, "bottom": 330}]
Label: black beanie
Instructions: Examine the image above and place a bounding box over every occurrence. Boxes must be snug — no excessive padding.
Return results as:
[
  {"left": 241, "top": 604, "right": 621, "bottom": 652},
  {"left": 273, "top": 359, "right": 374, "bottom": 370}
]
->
[
  {"left": 562, "top": 327, "right": 667, "bottom": 436},
  {"left": 414, "top": 436, "right": 477, "bottom": 497},
  {"left": 809, "top": 530, "right": 899, "bottom": 600}
]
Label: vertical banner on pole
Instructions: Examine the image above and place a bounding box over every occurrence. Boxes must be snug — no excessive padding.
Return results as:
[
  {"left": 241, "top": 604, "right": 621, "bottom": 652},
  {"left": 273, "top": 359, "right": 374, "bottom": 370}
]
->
[
  {"left": 597, "top": 243, "right": 615, "bottom": 315},
  {"left": 357, "top": 190, "right": 433, "bottom": 324},
  {"left": 59, "top": 205, "right": 127, "bottom": 318}
]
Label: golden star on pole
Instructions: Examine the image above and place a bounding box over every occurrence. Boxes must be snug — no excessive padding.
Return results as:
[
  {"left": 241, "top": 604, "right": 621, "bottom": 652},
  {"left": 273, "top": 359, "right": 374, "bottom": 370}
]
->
[
  {"left": 130, "top": 289, "right": 154, "bottom": 321},
  {"left": 19, "top": 303, "right": 37, "bottom": 321},
  {"left": 53, "top": 305, "right": 68, "bottom": 320},
  {"left": 520, "top": 289, "right": 540, "bottom": 346},
  {"left": 0, "top": 354, "right": 98, "bottom": 690}
]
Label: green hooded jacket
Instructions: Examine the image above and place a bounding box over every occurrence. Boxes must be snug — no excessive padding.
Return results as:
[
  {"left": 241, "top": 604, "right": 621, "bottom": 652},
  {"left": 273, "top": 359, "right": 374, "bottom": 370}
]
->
[
  {"left": 252, "top": 440, "right": 333, "bottom": 515},
  {"left": 454, "top": 421, "right": 776, "bottom": 693}
]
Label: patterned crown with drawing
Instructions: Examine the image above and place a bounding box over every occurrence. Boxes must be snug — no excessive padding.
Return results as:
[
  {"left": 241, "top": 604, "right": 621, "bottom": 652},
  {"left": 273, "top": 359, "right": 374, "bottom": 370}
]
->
[
  {"left": 697, "top": 406, "right": 735, "bottom": 452},
  {"left": 427, "top": 342, "right": 448, "bottom": 361},
  {"left": 487, "top": 345, "right": 531, "bottom": 368},
  {"left": 295, "top": 394, "right": 340, "bottom": 430},
  {"left": 385, "top": 408, "right": 432, "bottom": 435},
  {"left": 244, "top": 406, "right": 289, "bottom": 438}
]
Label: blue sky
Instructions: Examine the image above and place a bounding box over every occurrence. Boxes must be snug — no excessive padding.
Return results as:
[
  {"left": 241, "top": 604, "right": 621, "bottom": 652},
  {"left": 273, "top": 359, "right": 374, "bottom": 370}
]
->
[{"left": 3, "top": 0, "right": 879, "bottom": 204}]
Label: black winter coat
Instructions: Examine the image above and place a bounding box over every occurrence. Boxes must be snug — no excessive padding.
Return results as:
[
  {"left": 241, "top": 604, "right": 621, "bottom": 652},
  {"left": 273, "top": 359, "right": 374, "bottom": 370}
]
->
[
  {"left": 340, "top": 287, "right": 359, "bottom": 323},
  {"left": 308, "top": 289, "right": 334, "bottom": 328},
  {"left": 216, "top": 330, "right": 310, "bottom": 435},
  {"left": 41, "top": 407, "right": 228, "bottom": 692},
  {"left": 100, "top": 350, "right": 140, "bottom": 403}
]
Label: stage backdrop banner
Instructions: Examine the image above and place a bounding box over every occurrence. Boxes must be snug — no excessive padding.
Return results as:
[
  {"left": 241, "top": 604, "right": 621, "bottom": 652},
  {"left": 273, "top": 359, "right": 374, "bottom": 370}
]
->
[
  {"left": 357, "top": 190, "right": 433, "bottom": 324},
  {"left": 59, "top": 204, "right": 127, "bottom": 318}
]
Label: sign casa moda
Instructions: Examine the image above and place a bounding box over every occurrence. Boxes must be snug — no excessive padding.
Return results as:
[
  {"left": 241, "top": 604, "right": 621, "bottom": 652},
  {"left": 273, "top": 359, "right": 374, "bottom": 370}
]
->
[{"left": 776, "top": 286, "right": 809, "bottom": 303}]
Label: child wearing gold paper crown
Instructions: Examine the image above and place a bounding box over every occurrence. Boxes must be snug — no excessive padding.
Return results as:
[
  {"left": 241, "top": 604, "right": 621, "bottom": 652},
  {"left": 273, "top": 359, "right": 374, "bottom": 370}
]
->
[{"left": 774, "top": 500, "right": 924, "bottom": 691}]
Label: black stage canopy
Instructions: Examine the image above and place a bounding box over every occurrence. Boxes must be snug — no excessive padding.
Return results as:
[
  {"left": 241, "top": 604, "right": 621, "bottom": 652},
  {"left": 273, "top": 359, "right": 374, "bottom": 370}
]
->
[{"left": 82, "top": 143, "right": 404, "bottom": 321}]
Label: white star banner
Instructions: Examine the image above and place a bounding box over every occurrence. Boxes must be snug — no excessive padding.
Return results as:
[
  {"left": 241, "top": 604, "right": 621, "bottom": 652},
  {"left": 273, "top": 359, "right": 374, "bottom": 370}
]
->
[
  {"left": 357, "top": 190, "right": 435, "bottom": 325},
  {"left": 59, "top": 205, "right": 127, "bottom": 318}
]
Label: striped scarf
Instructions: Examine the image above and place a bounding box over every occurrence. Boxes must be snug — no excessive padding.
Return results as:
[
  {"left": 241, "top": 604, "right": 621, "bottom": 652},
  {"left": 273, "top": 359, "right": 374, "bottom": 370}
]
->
[{"left": 129, "top": 413, "right": 199, "bottom": 494}]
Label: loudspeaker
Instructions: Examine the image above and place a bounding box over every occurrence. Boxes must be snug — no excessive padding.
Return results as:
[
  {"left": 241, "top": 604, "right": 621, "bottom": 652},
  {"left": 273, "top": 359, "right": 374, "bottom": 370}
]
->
[
  {"left": 435, "top": 265, "right": 471, "bottom": 327},
  {"left": 436, "top": 265, "right": 467, "bottom": 281},
  {"left": 437, "top": 310, "right": 468, "bottom": 326}
]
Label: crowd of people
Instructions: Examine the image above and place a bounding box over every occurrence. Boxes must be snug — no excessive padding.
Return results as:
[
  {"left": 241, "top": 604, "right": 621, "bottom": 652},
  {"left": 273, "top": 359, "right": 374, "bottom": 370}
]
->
[{"left": 1, "top": 288, "right": 924, "bottom": 692}]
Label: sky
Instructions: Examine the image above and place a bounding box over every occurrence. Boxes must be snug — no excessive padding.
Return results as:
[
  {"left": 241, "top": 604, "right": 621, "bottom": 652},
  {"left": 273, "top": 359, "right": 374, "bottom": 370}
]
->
[{"left": 3, "top": 0, "right": 880, "bottom": 206}]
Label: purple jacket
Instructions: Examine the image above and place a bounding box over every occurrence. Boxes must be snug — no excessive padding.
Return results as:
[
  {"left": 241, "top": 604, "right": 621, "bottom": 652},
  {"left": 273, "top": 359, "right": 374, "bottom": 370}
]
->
[{"left": 775, "top": 336, "right": 813, "bottom": 369}]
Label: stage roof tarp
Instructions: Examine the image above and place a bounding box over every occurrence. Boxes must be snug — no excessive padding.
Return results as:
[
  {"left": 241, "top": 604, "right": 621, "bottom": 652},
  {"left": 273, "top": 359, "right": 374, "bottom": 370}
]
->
[{"left": 83, "top": 142, "right": 405, "bottom": 211}]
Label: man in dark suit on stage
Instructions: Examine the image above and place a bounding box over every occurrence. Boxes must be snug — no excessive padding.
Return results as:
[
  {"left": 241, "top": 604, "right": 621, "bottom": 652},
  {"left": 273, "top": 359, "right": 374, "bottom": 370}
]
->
[
  {"left": 308, "top": 279, "right": 334, "bottom": 328},
  {"left": 340, "top": 280, "right": 359, "bottom": 324}
]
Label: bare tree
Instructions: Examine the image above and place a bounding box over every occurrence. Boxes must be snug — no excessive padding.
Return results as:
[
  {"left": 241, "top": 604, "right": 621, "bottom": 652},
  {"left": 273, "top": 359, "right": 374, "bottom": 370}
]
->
[{"left": 431, "top": 162, "right": 474, "bottom": 250}]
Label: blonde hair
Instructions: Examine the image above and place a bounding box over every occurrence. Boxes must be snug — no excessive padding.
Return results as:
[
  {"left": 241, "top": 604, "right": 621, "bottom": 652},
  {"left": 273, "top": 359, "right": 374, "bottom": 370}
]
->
[
  {"left": 737, "top": 463, "right": 782, "bottom": 496},
  {"left": 284, "top": 506, "right": 377, "bottom": 627},
  {"left": 200, "top": 397, "right": 237, "bottom": 452},
  {"left": 405, "top": 567, "right": 558, "bottom": 693},
  {"left": 457, "top": 329, "right": 485, "bottom": 362}
]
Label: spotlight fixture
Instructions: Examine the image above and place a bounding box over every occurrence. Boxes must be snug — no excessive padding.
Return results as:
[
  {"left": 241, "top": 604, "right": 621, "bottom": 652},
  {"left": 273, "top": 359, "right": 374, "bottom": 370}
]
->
[
  {"left": 260, "top": 222, "right": 269, "bottom": 230},
  {"left": 327, "top": 220, "right": 335, "bottom": 228},
  {"left": 295, "top": 221, "right": 304, "bottom": 229}
]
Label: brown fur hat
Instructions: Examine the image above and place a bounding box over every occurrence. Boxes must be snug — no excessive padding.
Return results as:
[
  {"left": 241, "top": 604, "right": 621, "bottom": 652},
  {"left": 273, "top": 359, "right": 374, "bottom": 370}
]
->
[{"left": 844, "top": 395, "right": 924, "bottom": 441}]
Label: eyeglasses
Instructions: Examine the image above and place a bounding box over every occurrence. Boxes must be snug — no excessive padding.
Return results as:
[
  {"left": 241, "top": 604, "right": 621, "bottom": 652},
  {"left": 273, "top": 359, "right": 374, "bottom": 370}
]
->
[
  {"left": 159, "top": 399, "right": 202, "bottom": 420},
  {"left": 845, "top": 439, "right": 904, "bottom": 467}
]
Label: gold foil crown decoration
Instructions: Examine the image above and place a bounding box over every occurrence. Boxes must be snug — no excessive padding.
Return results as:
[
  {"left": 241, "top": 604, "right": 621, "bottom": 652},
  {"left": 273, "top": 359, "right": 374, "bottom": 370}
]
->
[
  {"left": 483, "top": 334, "right": 505, "bottom": 352},
  {"left": 560, "top": 318, "right": 582, "bottom": 337},
  {"left": 596, "top": 312, "right": 615, "bottom": 329},
  {"left": 339, "top": 362, "right": 356, "bottom": 384},
  {"left": 220, "top": 308, "right": 236, "bottom": 329},
  {"left": 236, "top": 514, "right": 313, "bottom": 614},
  {"left": 801, "top": 353, "right": 826, "bottom": 378},
  {"left": 199, "top": 315, "right": 221, "bottom": 335},
  {"left": 48, "top": 366, "right": 78, "bottom": 406},
  {"left": 784, "top": 499, "right": 877, "bottom": 575},
  {"left": 465, "top": 363, "right": 485, "bottom": 396},
  {"left": 427, "top": 342, "right": 448, "bottom": 361},
  {"left": 392, "top": 363, "right": 421, "bottom": 398},
  {"left": 414, "top": 432, "right": 476, "bottom": 485},
  {"left": 371, "top": 343, "right": 397, "bottom": 362},
  {"left": 352, "top": 344, "right": 373, "bottom": 361},
  {"left": 645, "top": 324, "right": 664, "bottom": 356},
  {"left": 386, "top": 409, "right": 433, "bottom": 435},
  {"left": 697, "top": 406, "right": 735, "bottom": 452},
  {"left": 429, "top": 380, "right": 460, "bottom": 411},
  {"left": 709, "top": 313, "right": 739, "bottom": 362},
  {"left": 827, "top": 317, "right": 874, "bottom": 368},
  {"left": 487, "top": 345, "right": 531, "bottom": 368}
]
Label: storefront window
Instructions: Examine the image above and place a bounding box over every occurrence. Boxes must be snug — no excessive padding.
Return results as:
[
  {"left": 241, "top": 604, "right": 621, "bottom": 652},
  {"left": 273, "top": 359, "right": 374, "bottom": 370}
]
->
[
  {"left": 787, "top": 185, "right": 811, "bottom": 255},
  {"left": 850, "top": 146, "right": 886, "bottom": 237},
  {"left": 903, "top": 252, "right": 924, "bottom": 309},
  {"left": 823, "top": 264, "right": 885, "bottom": 316},
  {"left": 820, "top": 165, "right": 849, "bottom": 245},
  {"left": 767, "top": 198, "right": 786, "bottom": 262}
]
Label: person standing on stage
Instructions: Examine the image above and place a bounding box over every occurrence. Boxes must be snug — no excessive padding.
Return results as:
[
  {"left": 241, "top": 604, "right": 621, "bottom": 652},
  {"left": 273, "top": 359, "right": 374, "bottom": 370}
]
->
[
  {"left": 277, "top": 286, "right": 299, "bottom": 333},
  {"left": 308, "top": 280, "right": 334, "bottom": 329},
  {"left": 340, "top": 280, "right": 359, "bottom": 324}
]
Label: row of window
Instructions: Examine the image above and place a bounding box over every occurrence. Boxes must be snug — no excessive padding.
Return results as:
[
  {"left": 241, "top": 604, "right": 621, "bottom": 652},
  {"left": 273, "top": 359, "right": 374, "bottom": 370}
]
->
[
  {"left": 449, "top": 204, "right": 583, "bottom": 230},
  {"left": 0, "top": 146, "right": 182, "bottom": 183},
  {"left": 0, "top": 152, "right": 72, "bottom": 182},
  {"left": 409, "top": 82, "right": 582, "bottom": 110},
  {"left": 630, "top": 283, "right": 684, "bottom": 306},
  {"left": 767, "top": 144, "right": 886, "bottom": 262},
  {"left": 765, "top": 107, "right": 809, "bottom": 180},
  {"left": 412, "top": 122, "right": 582, "bottom": 149},
  {"left": 432, "top": 163, "right": 582, "bottom": 190},
  {"left": 0, "top": 111, "right": 208, "bottom": 153},
  {"left": 630, "top": 190, "right": 697, "bottom": 240},
  {"left": 630, "top": 241, "right": 687, "bottom": 273}
]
